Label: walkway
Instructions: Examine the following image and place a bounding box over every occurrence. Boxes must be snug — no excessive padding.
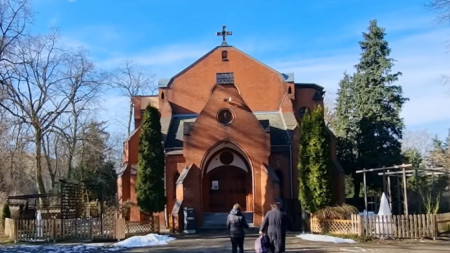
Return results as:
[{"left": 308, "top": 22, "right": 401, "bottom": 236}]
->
[{"left": 123, "top": 230, "right": 450, "bottom": 253}]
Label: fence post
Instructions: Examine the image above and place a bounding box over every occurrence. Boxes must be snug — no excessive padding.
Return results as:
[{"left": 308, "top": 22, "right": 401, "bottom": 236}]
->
[
  {"left": 431, "top": 214, "right": 436, "bottom": 240},
  {"left": 53, "top": 218, "right": 56, "bottom": 242},
  {"left": 393, "top": 215, "right": 397, "bottom": 239},
  {"left": 115, "top": 218, "right": 125, "bottom": 241},
  {"left": 9, "top": 219, "right": 17, "bottom": 242},
  {"left": 89, "top": 218, "right": 93, "bottom": 240}
]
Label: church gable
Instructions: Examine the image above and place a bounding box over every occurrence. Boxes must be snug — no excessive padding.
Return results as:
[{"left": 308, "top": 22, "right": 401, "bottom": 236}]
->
[
  {"left": 118, "top": 28, "right": 344, "bottom": 228},
  {"left": 183, "top": 83, "right": 270, "bottom": 166},
  {"left": 163, "top": 46, "right": 289, "bottom": 114}
]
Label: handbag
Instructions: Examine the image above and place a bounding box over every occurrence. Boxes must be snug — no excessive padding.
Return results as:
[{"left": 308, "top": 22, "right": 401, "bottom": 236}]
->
[{"left": 255, "top": 234, "right": 270, "bottom": 253}]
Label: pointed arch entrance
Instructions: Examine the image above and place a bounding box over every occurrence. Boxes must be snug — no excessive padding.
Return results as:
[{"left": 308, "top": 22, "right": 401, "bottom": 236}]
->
[{"left": 202, "top": 143, "right": 253, "bottom": 213}]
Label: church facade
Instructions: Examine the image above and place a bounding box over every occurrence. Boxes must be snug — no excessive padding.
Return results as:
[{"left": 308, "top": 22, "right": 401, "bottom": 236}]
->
[{"left": 117, "top": 33, "right": 344, "bottom": 230}]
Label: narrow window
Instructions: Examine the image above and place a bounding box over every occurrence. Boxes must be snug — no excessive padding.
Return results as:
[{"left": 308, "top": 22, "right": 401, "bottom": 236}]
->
[{"left": 222, "top": 50, "right": 228, "bottom": 61}]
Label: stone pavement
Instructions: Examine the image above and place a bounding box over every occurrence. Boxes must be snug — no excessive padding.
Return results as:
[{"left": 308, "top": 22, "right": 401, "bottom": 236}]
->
[{"left": 123, "top": 229, "right": 450, "bottom": 253}]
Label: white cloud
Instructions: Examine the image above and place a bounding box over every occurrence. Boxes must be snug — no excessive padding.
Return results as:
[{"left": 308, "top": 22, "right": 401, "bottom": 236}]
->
[
  {"left": 403, "top": 95, "right": 450, "bottom": 125},
  {"left": 269, "top": 26, "right": 450, "bottom": 139},
  {"left": 96, "top": 43, "right": 211, "bottom": 78}
]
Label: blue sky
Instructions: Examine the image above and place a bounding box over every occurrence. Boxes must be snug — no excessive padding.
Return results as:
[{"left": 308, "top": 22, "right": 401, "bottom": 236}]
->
[{"left": 30, "top": 0, "right": 450, "bottom": 141}]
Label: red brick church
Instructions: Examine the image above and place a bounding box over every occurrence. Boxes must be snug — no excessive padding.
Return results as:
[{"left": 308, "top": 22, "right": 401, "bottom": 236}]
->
[{"left": 117, "top": 27, "right": 344, "bottom": 230}]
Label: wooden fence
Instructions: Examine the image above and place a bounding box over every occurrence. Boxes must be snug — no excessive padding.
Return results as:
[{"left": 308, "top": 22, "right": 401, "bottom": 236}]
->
[
  {"left": 5, "top": 216, "right": 160, "bottom": 242},
  {"left": 310, "top": 216, "right": 355, "bottom": 235},
  {"left": 311, "top": 212, "right": 450, "bottom": 239},
  {"left": 436, "top": 212, "right": 450, "bottom": 233},
  {"left": 125, "top": 216, "right": 160, "bottom": 237}
]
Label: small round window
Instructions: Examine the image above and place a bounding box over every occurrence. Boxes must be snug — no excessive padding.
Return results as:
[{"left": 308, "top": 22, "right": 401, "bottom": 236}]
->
[
  {"left": 219, "top": 151, "right": 234, "bottom": 165},
  {"left": 217, "top": 108, "right": 234, "bottom": 125}
]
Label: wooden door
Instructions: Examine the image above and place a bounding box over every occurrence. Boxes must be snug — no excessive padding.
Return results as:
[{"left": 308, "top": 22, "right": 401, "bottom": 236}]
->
[{"left": 207, "top": 165, "right": 247, "bottom": 212}]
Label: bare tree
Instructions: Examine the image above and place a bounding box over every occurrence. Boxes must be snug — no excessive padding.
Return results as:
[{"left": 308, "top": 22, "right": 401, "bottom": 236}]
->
[
  {"left": 427, "top": 0, "right": 450, "bottom": 24},
  {"left": 0, "top": 116, "right": 34, "bottom": 195},
  {"left": 111, "top": 60, "right": 155, "bottom": 135},
  {"left": 427, "top": 1, "right": 450, "bottom": 93},
  {"left": 0, "top": 33, "right": 100, "bottom": 195},
  {"left": 0, "top": 0, "right": 31, "bottom": 62},
  {"left": 42, "top": 129, "right": 64, "bottom": 190},
  {"left": 51, "top": 49, "right": 105, "bottom": 180},
  {"left": 401, "top": 129, "right": 435, "bottom": 156},
  {"left": 323, "top": 91, "right": 336, "bottom": 128}
]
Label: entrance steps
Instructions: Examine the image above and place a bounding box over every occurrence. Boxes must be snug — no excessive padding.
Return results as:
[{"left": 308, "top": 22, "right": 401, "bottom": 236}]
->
[{"left": 202, "top": 212, "right": 254, "bottom": 228}]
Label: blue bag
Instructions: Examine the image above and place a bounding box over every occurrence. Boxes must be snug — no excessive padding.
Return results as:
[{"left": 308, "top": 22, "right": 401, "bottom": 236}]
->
[{"left": 255, "top": 234, "right": 270, "bottom": 253}]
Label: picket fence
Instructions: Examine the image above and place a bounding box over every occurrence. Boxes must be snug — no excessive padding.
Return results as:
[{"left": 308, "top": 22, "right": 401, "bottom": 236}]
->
[
  {"left": 311, "top": 213, "right": 450, "bottom": 239},
  {"left": 5, "top": 216, "right": 160, "bottom": 242}
]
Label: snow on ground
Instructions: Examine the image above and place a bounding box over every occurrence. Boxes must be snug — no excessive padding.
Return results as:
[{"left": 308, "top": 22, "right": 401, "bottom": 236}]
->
[
  {"left": 113, "top": 233, "right": 175, "bottom": 248},
  {"left": 0, "top": 233, "right": 175, "bottom": 253},
  {"left": 297, "top": 233, "right": 356, "bottom": 243}
]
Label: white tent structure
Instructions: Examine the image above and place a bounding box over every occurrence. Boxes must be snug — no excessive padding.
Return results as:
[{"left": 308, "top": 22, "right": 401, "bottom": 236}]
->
[
  {"left": 378, "top": 192, "right": 391, "bottom": 215},
  {"left": 376, "top": 192, "right": 395, "bottom": 237}
]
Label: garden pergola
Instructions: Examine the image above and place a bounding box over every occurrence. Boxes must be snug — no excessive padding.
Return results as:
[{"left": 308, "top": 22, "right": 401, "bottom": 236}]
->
[
  {"left": 356, "top": 164, "right": 412, "bottom": 215},
  {"left": 357, "top": 164, "right": 449, "bottom": 215}
]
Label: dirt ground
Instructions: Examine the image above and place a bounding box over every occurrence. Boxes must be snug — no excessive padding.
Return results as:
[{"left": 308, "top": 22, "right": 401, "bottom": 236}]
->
[{"left": 122, "top": 230, "right": 450, "bottom": 253}]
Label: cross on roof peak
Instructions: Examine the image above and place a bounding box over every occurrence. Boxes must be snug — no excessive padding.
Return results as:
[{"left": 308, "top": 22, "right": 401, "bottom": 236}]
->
[{"left": 216, "top": 25, "right": 232, "bottom": 46}]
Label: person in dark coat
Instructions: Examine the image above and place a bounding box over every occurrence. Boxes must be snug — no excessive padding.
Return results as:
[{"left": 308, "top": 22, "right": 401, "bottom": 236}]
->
[
  {"left": 227, "top": 203, "right": 249, "bottom": 253},
  {"left": 259, "top": 202, "right": 287, "bottom": 253}
]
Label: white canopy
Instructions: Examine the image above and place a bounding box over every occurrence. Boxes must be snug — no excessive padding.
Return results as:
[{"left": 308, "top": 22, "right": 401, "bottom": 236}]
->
[{"left": 377, "top": 192, "right": 391, "bottom": 215}]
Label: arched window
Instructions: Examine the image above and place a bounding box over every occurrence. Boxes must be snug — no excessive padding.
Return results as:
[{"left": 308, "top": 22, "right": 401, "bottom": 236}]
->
[
  {"left": 288, "top": 86, "right": 292, "bottom": 94},
  {"left": 161, "top": 92, "right": 165, "bottom": 100}
]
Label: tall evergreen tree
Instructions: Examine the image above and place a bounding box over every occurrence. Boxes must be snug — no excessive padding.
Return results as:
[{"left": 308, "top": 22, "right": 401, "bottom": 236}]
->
[
  {"left": 333, "top": 20, "right": 407, "bottom": 198},
  {"left": 74, "top": 121, "right": 117, "bottom": 203},
  {"left": 136, "top": 105, "right": 165, "bottom": 214},
  {"left": 298, "top": 106, "right": 332, "bottom": 213}
]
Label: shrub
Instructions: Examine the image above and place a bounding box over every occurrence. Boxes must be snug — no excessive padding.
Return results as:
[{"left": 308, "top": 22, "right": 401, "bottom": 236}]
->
[
  {"left": 314, "top": 204, "right": 358, "bottom": 220},
  {"left": 1, "top": 202, "right": 11, "bottom": 226}
]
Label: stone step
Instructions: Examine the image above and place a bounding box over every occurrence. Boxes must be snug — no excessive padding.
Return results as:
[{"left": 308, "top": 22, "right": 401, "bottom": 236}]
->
[{"left": 202, "top": 212, "right": 254, "bottom": 228}]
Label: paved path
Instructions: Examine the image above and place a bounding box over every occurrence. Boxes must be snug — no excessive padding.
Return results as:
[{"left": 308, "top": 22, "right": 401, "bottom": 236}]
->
[
  {"left": 0, "top": 229, "right": 448, "bottom": 252},
  {"left": 123, "top": 230, "right": 450, "bottom": 253}
]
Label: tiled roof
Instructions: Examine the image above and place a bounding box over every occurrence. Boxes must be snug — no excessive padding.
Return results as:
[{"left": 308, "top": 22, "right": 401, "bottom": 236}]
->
[
  {"left": 164, "top": 112, "right": 296, "bottom": 149},
  {"left": 294, "top": 83, "right": 324, "bottom": 91},
  {"left": 281, "top": 73, "right": 295, "bottom": 82},
  {"left": 158, "top": 78, "right": 170, "bottom": 88},
  {"left": 254, "top": 112, "right": 293, "bottom": 146},
  {"left": 164, "top": 115, "right": 197, "bottom": 149}
]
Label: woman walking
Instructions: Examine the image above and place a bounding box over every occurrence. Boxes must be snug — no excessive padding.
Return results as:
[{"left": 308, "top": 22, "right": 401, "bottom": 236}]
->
[{"left": 227, "top": 203, "right": 249, "bottom": 253}]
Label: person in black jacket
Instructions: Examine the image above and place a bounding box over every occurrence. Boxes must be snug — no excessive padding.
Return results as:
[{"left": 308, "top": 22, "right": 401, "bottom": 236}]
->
[
  {"left": 259, "top": 202, "right": 287, "bottom": 253},
  {"left": 227, "top": 203, "right": 249, "bottom": 253}
]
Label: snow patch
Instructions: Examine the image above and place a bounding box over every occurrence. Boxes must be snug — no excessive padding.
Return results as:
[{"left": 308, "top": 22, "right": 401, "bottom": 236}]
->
[
  {"left": 296, "top": 233, "right": 356, "bottom": 243},
  {"left": 113, "top": 233, "right": 175, "bottom": 248}
]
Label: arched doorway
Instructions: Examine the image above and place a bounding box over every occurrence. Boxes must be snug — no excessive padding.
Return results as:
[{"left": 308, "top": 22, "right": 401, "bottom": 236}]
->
[
  {"left": 207, "top": 165, "right": 248, "bottom": 212},
  {"left": 202, "top": 146, "right": 252, "bottom": 213}
]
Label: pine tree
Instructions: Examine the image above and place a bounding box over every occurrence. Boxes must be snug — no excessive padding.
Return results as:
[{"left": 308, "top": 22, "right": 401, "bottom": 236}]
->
[
  {"left": 136, "top": 105, "right": 166, "bottom": 214},
  {"left": 298, "top": 106, "right": 332, "bottom": 213},
  {"left": 333, "top": 20, "right": 407, "bottom": 197}
]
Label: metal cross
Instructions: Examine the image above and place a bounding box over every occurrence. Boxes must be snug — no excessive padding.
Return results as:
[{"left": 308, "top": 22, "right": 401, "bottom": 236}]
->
[{"left": 216, "top": 25, "right": 232, "bottom": 46}]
